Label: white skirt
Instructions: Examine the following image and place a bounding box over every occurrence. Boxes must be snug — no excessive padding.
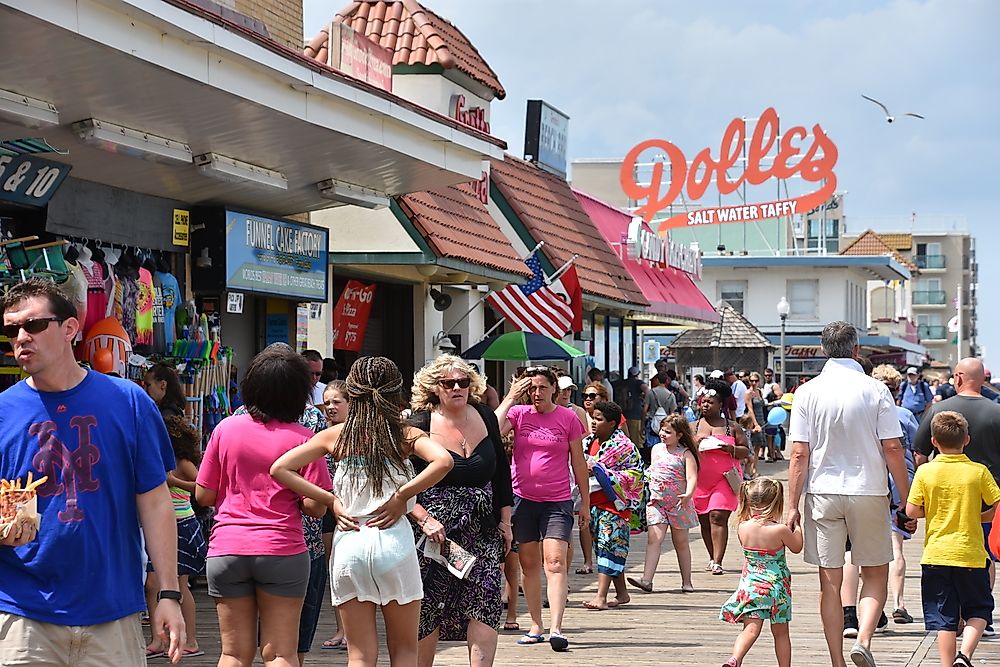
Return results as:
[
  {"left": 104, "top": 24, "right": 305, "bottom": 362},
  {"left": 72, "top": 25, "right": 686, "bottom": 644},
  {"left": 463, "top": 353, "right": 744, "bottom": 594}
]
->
[{"left": 330, "top": 518, "right": 423, "bottom": 606}]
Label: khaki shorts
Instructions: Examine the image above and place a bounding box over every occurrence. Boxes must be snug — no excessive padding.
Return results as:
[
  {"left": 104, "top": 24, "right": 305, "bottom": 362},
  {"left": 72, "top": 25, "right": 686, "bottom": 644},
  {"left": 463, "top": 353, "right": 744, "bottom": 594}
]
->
[
  {"left": 0, "top": 611, "right": 145, "bottom": 667},
  {"left": 803, "top": 493, "right": 892, "bottom": 569}
]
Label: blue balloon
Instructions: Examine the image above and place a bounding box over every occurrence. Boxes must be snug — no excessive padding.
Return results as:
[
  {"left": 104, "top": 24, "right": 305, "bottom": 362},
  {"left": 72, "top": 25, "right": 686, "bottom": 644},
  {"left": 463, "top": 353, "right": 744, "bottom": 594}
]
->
[
  {"left": 767, "top": 406, "right": 787, "bottom": 426},
  {"left": 684, "top": 406, "right": 697, "bottom": 422}
]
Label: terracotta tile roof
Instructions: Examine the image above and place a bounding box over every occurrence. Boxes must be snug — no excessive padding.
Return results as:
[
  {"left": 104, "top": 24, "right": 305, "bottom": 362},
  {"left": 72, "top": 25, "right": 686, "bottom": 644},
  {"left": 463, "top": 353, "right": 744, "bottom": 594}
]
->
[
  {"left": 840, "top": 229, "right": 917, "bottom": 271},
  {"left": 669, "top": 303, "right": 773, "bottom": 349},
  {"left": 396, "top": 184, "right": 530, "bottom": 279},
  {"left": 489, "top": 155, "right": 648, "bottom": 307},
  {"left": 878, "top": 232, "right": 913, "bottom": 251},
  {"left": 304, "top": 0, "right": 506, "bottom": 99}
]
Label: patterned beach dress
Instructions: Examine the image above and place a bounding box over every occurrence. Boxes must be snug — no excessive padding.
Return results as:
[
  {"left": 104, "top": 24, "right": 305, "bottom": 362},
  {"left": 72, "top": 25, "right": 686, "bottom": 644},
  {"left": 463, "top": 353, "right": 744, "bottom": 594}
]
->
[{"left": 719, "top": 545, "right": 792, "bottom": 624}]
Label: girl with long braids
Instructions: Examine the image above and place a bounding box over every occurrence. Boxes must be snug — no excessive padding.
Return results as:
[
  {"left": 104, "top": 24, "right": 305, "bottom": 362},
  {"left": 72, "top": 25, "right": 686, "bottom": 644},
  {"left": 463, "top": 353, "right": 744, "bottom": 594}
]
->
[{"left": 272, "top": 356, "right": 453, "bottom": 667}]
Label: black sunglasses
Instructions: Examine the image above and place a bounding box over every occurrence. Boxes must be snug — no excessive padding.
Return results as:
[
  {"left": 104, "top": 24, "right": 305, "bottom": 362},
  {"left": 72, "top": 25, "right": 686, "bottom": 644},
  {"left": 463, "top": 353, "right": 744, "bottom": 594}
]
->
[
  {"left": 2, "top": 317, "right": 65, "bottom": 339},
  {"left": 438, "top": 377, "right": 471, "bottom": 390},
  {"left": 582, "top": 392, "right": 601, "bottom": 400}
]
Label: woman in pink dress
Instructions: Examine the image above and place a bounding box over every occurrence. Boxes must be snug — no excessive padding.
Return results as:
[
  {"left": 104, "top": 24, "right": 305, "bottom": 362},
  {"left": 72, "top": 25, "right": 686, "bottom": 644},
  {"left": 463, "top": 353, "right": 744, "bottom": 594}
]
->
[{"left": 693, "top": 379, "right": 750, "bottom": 575}]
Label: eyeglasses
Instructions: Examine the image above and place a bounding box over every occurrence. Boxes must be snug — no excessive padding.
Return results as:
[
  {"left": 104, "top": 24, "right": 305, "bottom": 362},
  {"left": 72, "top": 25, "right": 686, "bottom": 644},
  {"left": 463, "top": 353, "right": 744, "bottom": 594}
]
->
[
  {"left": 438, "top": 377, "right": 471, "bottom": 390},
  {"left": 582, "top": 392, "right": 601, "bottom": 400},
  {"left": 2, "top": 317, "right": 65, "bottom": 339}
]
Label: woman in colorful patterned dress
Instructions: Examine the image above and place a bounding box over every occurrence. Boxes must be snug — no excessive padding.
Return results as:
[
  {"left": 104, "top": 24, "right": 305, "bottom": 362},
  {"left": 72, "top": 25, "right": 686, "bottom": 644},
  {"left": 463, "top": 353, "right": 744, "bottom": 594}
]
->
[
  {"left": 406, "top": 355, "right": 513, "bottom": 667},
  {"left": 719, "top": 477, "right": 802, "bottom": 667},
  {"left": 579, "top": 401, "right": 645, "bottom": 611}
]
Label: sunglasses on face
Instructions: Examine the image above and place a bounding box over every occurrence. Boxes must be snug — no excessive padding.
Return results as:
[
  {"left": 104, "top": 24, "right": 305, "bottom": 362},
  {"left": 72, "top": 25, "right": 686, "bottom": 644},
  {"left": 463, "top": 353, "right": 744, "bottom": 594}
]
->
[
  {"left": 582, "top": 392, "right": 601, "bottom": 400},
  {"left": 438, "top": 377, "right": 471, "bottom": 390},
  {"left": 2, "top": 317, "right": 65, "bottom": 338}
]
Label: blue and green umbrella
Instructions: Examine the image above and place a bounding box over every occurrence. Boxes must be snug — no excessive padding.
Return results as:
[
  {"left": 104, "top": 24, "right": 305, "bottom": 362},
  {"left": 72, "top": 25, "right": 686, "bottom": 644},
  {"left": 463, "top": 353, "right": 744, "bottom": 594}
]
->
[{"left": 460, "top": 331, "right": 585, "bottom": 362}]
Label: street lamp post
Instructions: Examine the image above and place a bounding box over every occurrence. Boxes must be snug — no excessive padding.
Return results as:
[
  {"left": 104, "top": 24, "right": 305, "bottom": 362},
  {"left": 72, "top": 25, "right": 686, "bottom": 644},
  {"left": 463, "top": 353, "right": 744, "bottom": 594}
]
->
[{"left": 777, "top": 296, "right": 790, "bottom": 391}]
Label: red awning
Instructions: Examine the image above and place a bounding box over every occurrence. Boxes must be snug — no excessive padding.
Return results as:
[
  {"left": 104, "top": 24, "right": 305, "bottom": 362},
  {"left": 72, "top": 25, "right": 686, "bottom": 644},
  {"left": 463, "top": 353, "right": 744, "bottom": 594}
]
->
[{"left": 574, "top": 189, "right": 718, "bottom": 324}]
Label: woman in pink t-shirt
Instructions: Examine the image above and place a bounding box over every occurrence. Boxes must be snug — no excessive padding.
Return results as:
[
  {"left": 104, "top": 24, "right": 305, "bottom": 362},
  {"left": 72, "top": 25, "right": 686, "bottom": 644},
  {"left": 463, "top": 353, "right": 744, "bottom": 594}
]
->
[
  {"left": 496, "top": 367, "right": 589, "bottom": 652},
  {"left": 195, "top": 344, "right": 332, "bottom": 667}
]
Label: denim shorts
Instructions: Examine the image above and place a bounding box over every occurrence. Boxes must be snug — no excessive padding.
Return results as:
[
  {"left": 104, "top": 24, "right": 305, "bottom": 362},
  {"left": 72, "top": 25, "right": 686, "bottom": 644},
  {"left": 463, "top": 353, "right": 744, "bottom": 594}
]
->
[
  {"left": 512, "top": 496, "right": 574, "bottom": 544},
  {"left": 921, "top": 564, "right": 994, "bottom": 631}
]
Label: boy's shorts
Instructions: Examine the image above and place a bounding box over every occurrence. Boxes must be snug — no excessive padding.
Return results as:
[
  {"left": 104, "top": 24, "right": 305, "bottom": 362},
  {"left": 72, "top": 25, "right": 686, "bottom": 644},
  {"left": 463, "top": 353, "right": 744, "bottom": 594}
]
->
[{"left": 921, "top": 564, "right": 994, "bottom": 631}]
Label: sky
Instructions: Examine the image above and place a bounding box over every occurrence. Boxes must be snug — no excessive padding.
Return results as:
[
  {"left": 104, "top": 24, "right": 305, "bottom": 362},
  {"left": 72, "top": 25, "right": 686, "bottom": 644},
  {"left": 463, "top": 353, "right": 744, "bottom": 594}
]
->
[{"left": 302, "top": 0, "right": 999, "bottom": 362}]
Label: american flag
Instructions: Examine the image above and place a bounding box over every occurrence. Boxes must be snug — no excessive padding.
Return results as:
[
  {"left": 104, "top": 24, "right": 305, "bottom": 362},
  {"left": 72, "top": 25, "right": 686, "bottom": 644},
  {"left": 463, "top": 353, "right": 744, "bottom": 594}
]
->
[{"left": 485, "top": 254, "right": 574, "bottom": 338}]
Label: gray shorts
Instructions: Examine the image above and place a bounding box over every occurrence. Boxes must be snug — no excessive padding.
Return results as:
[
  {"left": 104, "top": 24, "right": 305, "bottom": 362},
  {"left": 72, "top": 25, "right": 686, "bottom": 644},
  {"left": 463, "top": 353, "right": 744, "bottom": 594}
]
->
[
  {"left": 206, "top": 552, "right": 310, "bottom": 598},
  {"left": 512, "top": 495, "right": 574, "bottom": 544}
]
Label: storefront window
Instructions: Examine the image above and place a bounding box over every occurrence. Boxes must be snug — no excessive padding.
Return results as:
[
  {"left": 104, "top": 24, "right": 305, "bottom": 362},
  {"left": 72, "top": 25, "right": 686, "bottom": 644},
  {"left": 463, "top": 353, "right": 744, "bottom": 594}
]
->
[{"left": 593, "top": 314, "right": 606, "bottom": 371}]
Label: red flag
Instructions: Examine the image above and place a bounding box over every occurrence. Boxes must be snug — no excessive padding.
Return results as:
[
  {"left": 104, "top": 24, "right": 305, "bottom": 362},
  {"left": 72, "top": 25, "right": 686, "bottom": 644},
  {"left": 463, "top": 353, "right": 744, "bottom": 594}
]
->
[{"left": 550, "top": 264, "right": 583, "bottom": 333}]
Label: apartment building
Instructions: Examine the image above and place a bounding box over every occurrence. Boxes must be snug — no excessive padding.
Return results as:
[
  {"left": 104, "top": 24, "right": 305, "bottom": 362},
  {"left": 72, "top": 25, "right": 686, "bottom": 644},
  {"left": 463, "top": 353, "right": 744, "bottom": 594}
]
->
[{"left": 842, "top": 227, "right": 978, "bottom": 365}]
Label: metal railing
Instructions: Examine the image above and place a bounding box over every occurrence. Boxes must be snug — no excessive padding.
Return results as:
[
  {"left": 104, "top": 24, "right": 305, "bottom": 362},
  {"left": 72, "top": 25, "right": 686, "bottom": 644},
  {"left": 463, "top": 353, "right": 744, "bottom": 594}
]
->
[
  {"left": 918, "top": 325, "right": 948, "bottom": 340},
  {"left": 912, "top": 290, "right": 947, "bottom": 305},
  {"left": 915, "top": 254, "right": 946, "bottom": 269}
]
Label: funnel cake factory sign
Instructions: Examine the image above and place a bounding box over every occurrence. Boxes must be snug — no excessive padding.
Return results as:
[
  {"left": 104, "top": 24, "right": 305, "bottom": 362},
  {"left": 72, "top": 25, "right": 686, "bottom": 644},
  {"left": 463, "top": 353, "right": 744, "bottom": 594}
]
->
[{"left": 620, "top": 107, "right": 838, "bottom": 234}]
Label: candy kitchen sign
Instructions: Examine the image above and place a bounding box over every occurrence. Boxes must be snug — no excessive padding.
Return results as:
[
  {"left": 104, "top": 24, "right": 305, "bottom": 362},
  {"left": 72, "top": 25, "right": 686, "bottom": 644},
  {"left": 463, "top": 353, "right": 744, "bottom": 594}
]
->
[
  {"left": 626, "top": 217, "right": 702, "bottom": 279},
  {"left": 620, "top": 107, "right": 838, "bottom": 234}
]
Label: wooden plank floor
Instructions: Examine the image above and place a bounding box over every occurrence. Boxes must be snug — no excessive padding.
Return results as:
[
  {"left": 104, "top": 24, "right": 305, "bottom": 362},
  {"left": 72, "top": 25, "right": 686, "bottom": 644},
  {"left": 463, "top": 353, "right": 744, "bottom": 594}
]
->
[{"left": 163, "top": 461, "right": 1000, "bottom": 665}]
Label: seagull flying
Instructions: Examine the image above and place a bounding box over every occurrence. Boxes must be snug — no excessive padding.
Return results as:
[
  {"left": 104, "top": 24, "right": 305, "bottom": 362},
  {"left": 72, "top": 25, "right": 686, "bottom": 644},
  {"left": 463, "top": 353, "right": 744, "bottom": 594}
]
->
[{"left": 862, "top": 95, "right": 925, "bottom": 123}]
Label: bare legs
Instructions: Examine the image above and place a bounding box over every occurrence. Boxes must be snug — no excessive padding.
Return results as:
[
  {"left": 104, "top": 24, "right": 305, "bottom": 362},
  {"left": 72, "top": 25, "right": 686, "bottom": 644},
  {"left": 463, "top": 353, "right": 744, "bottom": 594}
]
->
[
  {"left": 215, "top": 591, "right": 302, "bottom": 667},
  {"left": 728, "top": 619, "right": 791, "bottom": 667},
  {"left": 820, "top": 563, "right": 888, "bottom": 667},
  {"left": 636, "top": 524, "right": 692, "bottom": 590},
  {"left": 890, "top": 532, "right": 907, "bottom": 613},
  {"left": 340, "top": 598, "right": 420, "bottom": 667},
  {"left": 938, "top": 618, "right": 988, "bottom": 667},
  {"left": 145, "top": 572, "right": 199, "bottom": 654},
  {"left": 417, "top": 619, "right": 498, "bottom": 667},
  {"left": 517, "top": 538, "right": 569, "bottom": 636},
  {"left": 698, "top": 510, "right": 731, "bottom": 568},
  {"left": 503, "top": 550, "right": 520, "bottom": 629}
]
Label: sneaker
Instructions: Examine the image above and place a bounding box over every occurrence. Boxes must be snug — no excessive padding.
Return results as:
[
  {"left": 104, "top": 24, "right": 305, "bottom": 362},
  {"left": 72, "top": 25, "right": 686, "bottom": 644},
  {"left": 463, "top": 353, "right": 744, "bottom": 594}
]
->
[
  {"left": 876, "top": 611, "right": 888, "bottom": 633},
  {"left": 849, "top": 643, "right": 877, "bottom": 667},
  {"left": 843, "top": 606, "right": 859, "bottom": 639},
  {"left": 985, "top": 624, "right": 995, "bottom": 637}
]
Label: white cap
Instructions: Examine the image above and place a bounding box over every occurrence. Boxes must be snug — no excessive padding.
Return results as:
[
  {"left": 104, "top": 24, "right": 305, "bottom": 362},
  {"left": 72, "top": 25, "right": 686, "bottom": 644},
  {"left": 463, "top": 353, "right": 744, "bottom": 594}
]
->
[
  {"left": 906, "top": 367, "right": 918, "bottom": 375},
  {"left": 709, "top": 369, "right": 725, "bottom": 379},
  {"left": 558, "top": 376, "right": 576, "bottom": 391}
]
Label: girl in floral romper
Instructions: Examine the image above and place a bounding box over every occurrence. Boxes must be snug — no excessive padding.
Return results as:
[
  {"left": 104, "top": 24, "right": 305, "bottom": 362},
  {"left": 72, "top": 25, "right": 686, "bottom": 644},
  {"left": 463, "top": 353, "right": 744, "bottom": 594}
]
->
[
  {"left": 719, "top": 478, "right": 803, "bottom": 667},
  {"left": 628, "top": 413, "right": 699, "bottom": 593}
]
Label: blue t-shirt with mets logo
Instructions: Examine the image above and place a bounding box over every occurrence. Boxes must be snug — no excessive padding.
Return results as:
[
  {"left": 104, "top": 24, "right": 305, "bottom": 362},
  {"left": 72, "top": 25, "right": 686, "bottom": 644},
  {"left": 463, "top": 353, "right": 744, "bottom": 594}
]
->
[{"left": 0, "top": 370, "right": 174, "bottom": 625}]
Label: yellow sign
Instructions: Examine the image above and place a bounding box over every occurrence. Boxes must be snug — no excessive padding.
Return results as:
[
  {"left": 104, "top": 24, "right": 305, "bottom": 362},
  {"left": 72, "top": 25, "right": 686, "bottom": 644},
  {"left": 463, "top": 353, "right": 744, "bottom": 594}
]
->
[{"left": 172, "top": 209, "right": 190, "bottom": 247}]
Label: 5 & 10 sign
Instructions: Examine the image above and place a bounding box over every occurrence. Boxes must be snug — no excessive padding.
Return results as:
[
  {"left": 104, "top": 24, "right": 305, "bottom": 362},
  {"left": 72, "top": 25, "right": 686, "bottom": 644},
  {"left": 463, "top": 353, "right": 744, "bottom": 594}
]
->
[{"left": 0, "top": 154, "right": 71, "bottom": 207}]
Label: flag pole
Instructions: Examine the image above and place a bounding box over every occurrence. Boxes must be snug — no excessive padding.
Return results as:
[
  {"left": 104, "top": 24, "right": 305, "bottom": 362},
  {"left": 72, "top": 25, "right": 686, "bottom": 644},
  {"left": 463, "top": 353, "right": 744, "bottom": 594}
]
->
[{"left": 546, "top": 254, "right": 579, "bottom": 285}]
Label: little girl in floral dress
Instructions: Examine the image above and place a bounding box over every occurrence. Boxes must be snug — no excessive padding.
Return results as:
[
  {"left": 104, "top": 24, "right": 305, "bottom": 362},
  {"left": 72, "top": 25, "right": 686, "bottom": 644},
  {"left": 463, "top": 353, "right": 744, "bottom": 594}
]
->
[
  {"left": 719, "top": 477, "right": 802, "bottom": 667},
  {"left": 628, "top": 413, "right": 699, "bottom": 593}
]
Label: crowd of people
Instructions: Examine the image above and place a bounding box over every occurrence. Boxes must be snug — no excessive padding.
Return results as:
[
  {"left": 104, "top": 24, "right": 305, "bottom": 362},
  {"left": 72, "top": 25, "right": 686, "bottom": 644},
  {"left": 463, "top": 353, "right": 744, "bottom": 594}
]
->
[{"left": 3, "top": 277, "right": 1000, "bottom": 667}]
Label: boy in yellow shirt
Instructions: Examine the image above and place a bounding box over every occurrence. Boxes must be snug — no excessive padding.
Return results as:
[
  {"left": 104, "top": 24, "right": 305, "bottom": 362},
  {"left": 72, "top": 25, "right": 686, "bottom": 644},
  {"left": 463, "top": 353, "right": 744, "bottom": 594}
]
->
[{"left": 904, "top": 411, "right": 1000, "bottom": 667}]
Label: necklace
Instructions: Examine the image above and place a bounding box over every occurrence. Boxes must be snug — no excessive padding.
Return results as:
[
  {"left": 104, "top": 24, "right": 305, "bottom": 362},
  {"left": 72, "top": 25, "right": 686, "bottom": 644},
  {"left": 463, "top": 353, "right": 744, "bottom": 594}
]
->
[{"left": 432, "top": 406, "right": 471, "bottom": 457}]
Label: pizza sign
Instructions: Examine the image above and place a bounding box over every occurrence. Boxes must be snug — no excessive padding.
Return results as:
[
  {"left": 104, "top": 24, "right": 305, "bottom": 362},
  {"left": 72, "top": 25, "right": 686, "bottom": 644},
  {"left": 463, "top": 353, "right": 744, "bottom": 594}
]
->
[{"left": 620, "top": 107, "right": 838, "bottom": 235}]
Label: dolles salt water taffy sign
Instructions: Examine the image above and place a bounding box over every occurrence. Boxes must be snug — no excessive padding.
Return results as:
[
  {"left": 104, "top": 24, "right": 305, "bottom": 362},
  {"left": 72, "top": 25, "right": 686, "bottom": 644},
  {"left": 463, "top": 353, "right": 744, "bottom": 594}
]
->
[{"left": 619, "top": 107, "right": 838, "bottom": 234}]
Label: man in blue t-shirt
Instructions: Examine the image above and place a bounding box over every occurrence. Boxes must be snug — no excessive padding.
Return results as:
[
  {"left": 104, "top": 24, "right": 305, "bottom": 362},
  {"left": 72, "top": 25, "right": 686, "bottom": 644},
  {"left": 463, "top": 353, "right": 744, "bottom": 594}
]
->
[
  {"left": 899, "top": 367, "right": 935, "bottom": 419},
  {"left": 0, "top": 279, "right": 184, "bottom": 665}
]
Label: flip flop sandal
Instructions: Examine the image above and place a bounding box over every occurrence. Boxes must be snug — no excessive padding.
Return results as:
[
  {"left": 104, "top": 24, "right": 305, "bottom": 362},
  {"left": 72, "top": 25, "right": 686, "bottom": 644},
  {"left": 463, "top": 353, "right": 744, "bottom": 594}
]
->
[
  {"left": 144, "top": 648, "right": 165, "bottom": 659},
  {"left": 627, "top": 576, "right": 653, "bottom": 592},
  {"left": 322, "top": 637, "right": 347, "bottom": 649},
  {"left": 575, "top": 566, "right": 593, "bottom": 574},
  {"left": 182, "top": 649, "right": 206, "bottom": 658},
  {"left": 503, "top": 622, "right": 520, "bottom": 631},
  {"left": 581, "top": 601, "right": 607, "bottom": 610},
  {"left": 711, "top": 562, "right": 725, "bottom": 575},
  {"left": 682, "top": 584, "right": 696, "bottom": 593},
  {"left": 549, "top": 633, "right": 569, "bottom": 652},
  {"left": 517, "top": 633, "right": 545, "bottom": 645}
]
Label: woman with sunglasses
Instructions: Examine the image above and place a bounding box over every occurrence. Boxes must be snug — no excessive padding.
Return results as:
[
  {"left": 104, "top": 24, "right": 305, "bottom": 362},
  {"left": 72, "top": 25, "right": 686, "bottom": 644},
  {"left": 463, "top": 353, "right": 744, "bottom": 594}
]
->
[
  {"left": 406, "top": 355, "right": 513, "bottom": 667},
  {"left": 693, "top": 379, "right": 750, "bottom": 575},
  {"left": 497, "top": 367, "right": 588, "bottom": 652}
]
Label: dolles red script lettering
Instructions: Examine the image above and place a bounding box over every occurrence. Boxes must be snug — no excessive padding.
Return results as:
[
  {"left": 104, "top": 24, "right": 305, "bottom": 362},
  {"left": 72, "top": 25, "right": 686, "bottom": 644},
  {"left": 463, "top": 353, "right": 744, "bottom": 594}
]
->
[{"left": 619, "top": 107, "right": 838, "bottom": 228}]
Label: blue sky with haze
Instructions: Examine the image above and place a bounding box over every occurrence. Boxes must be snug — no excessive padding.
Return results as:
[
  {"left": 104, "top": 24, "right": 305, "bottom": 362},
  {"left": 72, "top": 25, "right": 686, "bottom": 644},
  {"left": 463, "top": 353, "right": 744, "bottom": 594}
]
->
[{"left": 303, "top": 0, "right": 998, "bottom": 363}]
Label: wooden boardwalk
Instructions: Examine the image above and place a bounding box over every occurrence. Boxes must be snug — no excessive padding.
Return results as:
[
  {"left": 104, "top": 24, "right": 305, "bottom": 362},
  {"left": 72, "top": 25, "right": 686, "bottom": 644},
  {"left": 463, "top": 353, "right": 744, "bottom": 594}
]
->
[{"left": 167, "top": 461, "right": 1000, "bottom": 665}]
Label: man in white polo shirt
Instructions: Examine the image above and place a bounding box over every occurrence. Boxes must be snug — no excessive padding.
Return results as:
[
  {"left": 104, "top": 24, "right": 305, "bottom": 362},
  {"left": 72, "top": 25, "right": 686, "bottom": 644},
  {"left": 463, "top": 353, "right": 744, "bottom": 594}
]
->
[{"left": 786, "top": 321, "right": 911, "bottom": 667}]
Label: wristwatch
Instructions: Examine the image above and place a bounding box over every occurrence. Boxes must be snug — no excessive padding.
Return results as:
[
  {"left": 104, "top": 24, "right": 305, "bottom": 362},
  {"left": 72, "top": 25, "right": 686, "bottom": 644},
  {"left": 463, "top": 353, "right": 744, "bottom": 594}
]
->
[{"left": 156, "top": 590, "right": 183, "bottom": 602}]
